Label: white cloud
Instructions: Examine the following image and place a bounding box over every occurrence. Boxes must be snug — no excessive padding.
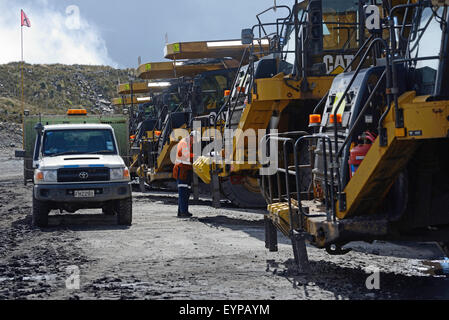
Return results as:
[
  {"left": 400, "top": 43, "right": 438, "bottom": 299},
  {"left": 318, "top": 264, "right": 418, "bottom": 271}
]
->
[{"left": 0, "top": 0, "right": 117, "bottom": 66}]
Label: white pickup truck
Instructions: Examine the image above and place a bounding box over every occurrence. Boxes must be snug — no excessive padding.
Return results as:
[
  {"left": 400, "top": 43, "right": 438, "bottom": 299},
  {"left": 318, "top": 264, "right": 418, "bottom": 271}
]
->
[{"left": 31, "top": 123, "right": 132, "bottom": 227}]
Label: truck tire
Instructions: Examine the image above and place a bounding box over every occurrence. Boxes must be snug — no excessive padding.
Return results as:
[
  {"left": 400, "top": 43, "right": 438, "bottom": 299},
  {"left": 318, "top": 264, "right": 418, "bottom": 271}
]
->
[
  {"left": 117, "top": 197, "right": 133, "bottom": 226},
  {"left": 221, "top": 177, "right": 266, "bottom": 209},
  {"left": 32, "top": 196, "right": 49, "bottom": 228}
]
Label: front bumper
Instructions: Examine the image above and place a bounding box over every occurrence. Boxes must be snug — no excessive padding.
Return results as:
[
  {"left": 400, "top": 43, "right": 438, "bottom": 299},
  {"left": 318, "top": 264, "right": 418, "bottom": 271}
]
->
[{"left": 34, "top": 182, "right": 131, "bottom": 203}]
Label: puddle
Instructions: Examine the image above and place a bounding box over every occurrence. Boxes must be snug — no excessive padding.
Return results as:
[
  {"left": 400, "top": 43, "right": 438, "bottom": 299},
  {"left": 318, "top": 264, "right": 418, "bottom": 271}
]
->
[
  {"left": 421, "top": 258, "right": 449, "bottom": 276},
  {"left": 0, "top": 274, "right": 58, "bottom": 283},
  {"left": 92, "top": 281, "right": 153, "bottom": 289}
]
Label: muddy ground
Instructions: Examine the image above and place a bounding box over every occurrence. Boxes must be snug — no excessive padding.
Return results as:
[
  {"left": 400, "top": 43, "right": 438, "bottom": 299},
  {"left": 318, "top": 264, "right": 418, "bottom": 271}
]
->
[{"left": 0, "top": 147, "right": 449, "bottom": 300}]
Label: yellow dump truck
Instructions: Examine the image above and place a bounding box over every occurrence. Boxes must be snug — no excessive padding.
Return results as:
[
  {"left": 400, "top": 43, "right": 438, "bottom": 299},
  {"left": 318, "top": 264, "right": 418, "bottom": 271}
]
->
[
  {"left": 193, "top": 0, "right": 369, "bottom": 208},
  {"left": 119, "top": 40, "right": 272, "bottom": 206},
  {"left": 261, "top": 0, "right": 449, "bottom": 271}
]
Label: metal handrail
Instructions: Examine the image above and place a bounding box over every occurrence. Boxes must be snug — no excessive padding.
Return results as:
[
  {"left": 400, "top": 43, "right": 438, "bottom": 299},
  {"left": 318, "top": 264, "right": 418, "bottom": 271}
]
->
[
  {"left": 294, "top": 134, "right": 337, "bottom": 222},
  {"left": 255, "top": 5, "right": 292, "bottom": 42},
  {"left": 263, "top": 132, "right": 340, "bottom": 223},
  {"left": 214, "top": 47, "right": 249, "bottom": 128},
  {"left": 225, "top": 58, "right": 252, "bottom": 130},
  {"left": 262, "top": 133, "right": 330, "bottom": 230}
]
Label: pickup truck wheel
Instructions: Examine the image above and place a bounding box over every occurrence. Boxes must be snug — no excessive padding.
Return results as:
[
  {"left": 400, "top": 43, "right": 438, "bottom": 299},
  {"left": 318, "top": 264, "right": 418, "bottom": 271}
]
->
[
  {"left": 32, "top": 196, "right": 49, "bottom": 228},
  {"left": 117, "top": 197, "right": 132, "bottom": 226}
]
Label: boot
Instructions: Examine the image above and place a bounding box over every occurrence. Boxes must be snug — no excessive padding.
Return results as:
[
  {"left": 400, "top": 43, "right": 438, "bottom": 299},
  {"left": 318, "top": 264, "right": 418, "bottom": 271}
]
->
[{"left": 178, "top": 212, "right": 193, "bottom": 218}]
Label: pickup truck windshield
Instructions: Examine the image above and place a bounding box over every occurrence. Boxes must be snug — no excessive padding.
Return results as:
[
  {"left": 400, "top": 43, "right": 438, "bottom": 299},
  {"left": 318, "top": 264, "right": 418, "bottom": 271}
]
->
[{"left": 42, "top": 129, "right": 118, "bottom": 157}]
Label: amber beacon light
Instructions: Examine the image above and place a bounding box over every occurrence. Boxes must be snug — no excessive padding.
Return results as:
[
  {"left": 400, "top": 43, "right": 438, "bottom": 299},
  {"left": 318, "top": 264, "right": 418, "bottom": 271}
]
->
[{"left": 67, "top": 109, "right": 88, "bottom": 116}]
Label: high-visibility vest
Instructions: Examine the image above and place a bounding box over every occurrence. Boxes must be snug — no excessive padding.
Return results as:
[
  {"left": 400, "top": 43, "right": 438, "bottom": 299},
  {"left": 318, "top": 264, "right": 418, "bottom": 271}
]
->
[
  {"left": 173, "top": 138, "right": 193, "bottom": 180},
  {"left": 176, "top": 138, "right": 193, "bottom": 165}
]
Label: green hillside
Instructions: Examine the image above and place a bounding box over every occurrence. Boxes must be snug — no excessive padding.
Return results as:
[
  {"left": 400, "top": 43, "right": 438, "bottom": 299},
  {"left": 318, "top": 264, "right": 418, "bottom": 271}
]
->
[{"left": 0, "top": 63, "right": 133, "bottom": 122}]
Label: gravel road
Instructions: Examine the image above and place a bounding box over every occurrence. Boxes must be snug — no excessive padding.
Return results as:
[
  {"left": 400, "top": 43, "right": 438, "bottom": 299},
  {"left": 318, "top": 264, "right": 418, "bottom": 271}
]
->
[{"left": 0, "top": 148, "right": 448, "bottom": 300}]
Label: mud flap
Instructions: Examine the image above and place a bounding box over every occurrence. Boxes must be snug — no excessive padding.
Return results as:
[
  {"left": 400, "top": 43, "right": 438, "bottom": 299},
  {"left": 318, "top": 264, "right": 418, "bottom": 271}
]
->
[
  {"left": 291, "top": 230, "right": 311, "bottom": 274},
  {"left": 265, "top": 217, "right": 278, "bottom": 252},
  {"left": 138, "top": 151, "right": 145, "bottom": 193},
  {"left": 211, "top": 172, "right": 221, "bottom": 208},
  {"left": 193, "top": 173, "right": 200, "bottom": 202}
]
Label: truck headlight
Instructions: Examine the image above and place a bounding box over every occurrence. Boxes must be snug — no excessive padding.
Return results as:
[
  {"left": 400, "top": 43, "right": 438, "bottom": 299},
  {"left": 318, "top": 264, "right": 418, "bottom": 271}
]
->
[
  {"left": 34, "top": 170, "right": 58, "bottom": 183},
  {"left": 110, "top": 167, "right": 130, "bottom": 181}
]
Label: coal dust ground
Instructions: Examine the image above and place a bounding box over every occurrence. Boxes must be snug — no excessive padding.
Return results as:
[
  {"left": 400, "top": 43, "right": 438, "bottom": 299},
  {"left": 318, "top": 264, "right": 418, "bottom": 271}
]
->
[{"left": 1, "top": 148, "right": 449, "bottom": 300}]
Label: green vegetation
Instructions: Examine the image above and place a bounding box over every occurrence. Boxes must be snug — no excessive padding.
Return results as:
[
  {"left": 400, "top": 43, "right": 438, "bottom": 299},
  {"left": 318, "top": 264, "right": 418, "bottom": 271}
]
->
[{"left": 0, "top": 63, "right": 133, "bottom": 122}]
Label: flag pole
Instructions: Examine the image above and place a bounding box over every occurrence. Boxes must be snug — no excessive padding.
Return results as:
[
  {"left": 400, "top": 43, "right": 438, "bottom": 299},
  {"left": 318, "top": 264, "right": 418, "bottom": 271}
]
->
[
  {"left": 21, "top": 22, "right": 25, "bottom": 147},
  {"left": 21, "top": 24, "right": 24, "bottom": 110}
]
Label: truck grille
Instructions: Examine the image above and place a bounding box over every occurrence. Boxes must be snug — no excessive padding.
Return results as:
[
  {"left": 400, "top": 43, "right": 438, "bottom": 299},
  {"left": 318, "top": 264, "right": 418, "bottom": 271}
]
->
[{"left": 57, "top": 168, "right": 110, "bottom": 183}]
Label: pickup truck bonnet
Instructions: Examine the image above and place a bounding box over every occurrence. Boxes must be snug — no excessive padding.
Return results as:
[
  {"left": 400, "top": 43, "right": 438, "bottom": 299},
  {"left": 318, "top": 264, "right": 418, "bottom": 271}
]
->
[{"left": 39, "top": 155, "right": 126, "bottom": 170}]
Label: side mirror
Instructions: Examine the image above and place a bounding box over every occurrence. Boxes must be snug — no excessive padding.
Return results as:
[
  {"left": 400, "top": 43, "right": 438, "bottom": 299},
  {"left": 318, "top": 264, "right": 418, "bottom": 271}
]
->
[
  {"left": 241, "top": 29, "right": 254, "bottom": 45},
  {"left": 34, "top": 122, "right": 44, "bottom": 135},
  {"left": 15, "top": 150, "right": 26, "bottom": 158}
]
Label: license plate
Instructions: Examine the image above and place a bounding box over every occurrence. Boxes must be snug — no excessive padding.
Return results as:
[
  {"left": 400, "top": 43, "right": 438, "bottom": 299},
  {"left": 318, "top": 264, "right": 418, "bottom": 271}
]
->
[{"left": 74, "top": 190, "right": 95, "bottom": 198}]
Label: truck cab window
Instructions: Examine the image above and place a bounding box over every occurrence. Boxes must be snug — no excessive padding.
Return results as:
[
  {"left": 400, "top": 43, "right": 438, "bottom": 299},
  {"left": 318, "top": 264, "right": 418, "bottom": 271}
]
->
[
  {"left": 201, "top": 75, "right": 228, "bottom": 112},
  {"left": 408, "top": 7, "right": 445, "bottom": 95},
  {"left": 322, "top": 0, "right": 359, "bottom": 51},
  {"left": 282, "top": 1, "right": 360, "bottom": 75}
]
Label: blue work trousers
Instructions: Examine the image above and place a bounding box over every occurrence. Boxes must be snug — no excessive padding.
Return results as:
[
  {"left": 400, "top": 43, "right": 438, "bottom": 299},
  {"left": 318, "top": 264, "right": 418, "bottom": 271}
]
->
[{"left": 177, "top": 178, "right": 191, "bottom": 215}]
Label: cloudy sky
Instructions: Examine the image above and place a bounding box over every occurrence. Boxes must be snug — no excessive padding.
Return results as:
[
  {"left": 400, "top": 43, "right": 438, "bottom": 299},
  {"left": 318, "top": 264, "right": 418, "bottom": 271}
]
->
[{"left": 0, "top": 0, "right": 293, "bottom": 68}]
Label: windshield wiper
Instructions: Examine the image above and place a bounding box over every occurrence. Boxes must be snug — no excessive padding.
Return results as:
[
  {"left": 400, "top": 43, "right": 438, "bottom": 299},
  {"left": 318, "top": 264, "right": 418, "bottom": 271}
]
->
[
  {"left": 47, "top": 151, "right": 81, "bottom": 157},
  {"left": 85, "top": 150, "right": 116, "bottom": 155}
]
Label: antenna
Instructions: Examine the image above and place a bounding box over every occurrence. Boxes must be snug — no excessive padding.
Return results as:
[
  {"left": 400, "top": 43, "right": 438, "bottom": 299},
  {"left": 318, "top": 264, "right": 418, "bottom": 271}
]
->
[
  {"left": 138, "top": 56, "right": 141, "bottom": 67},
  {"left": 165, "top": 33, "right": 169, "bottom": 44},
  {"left": 273, "top": 0, "right": 277, "bottom": 11}
]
